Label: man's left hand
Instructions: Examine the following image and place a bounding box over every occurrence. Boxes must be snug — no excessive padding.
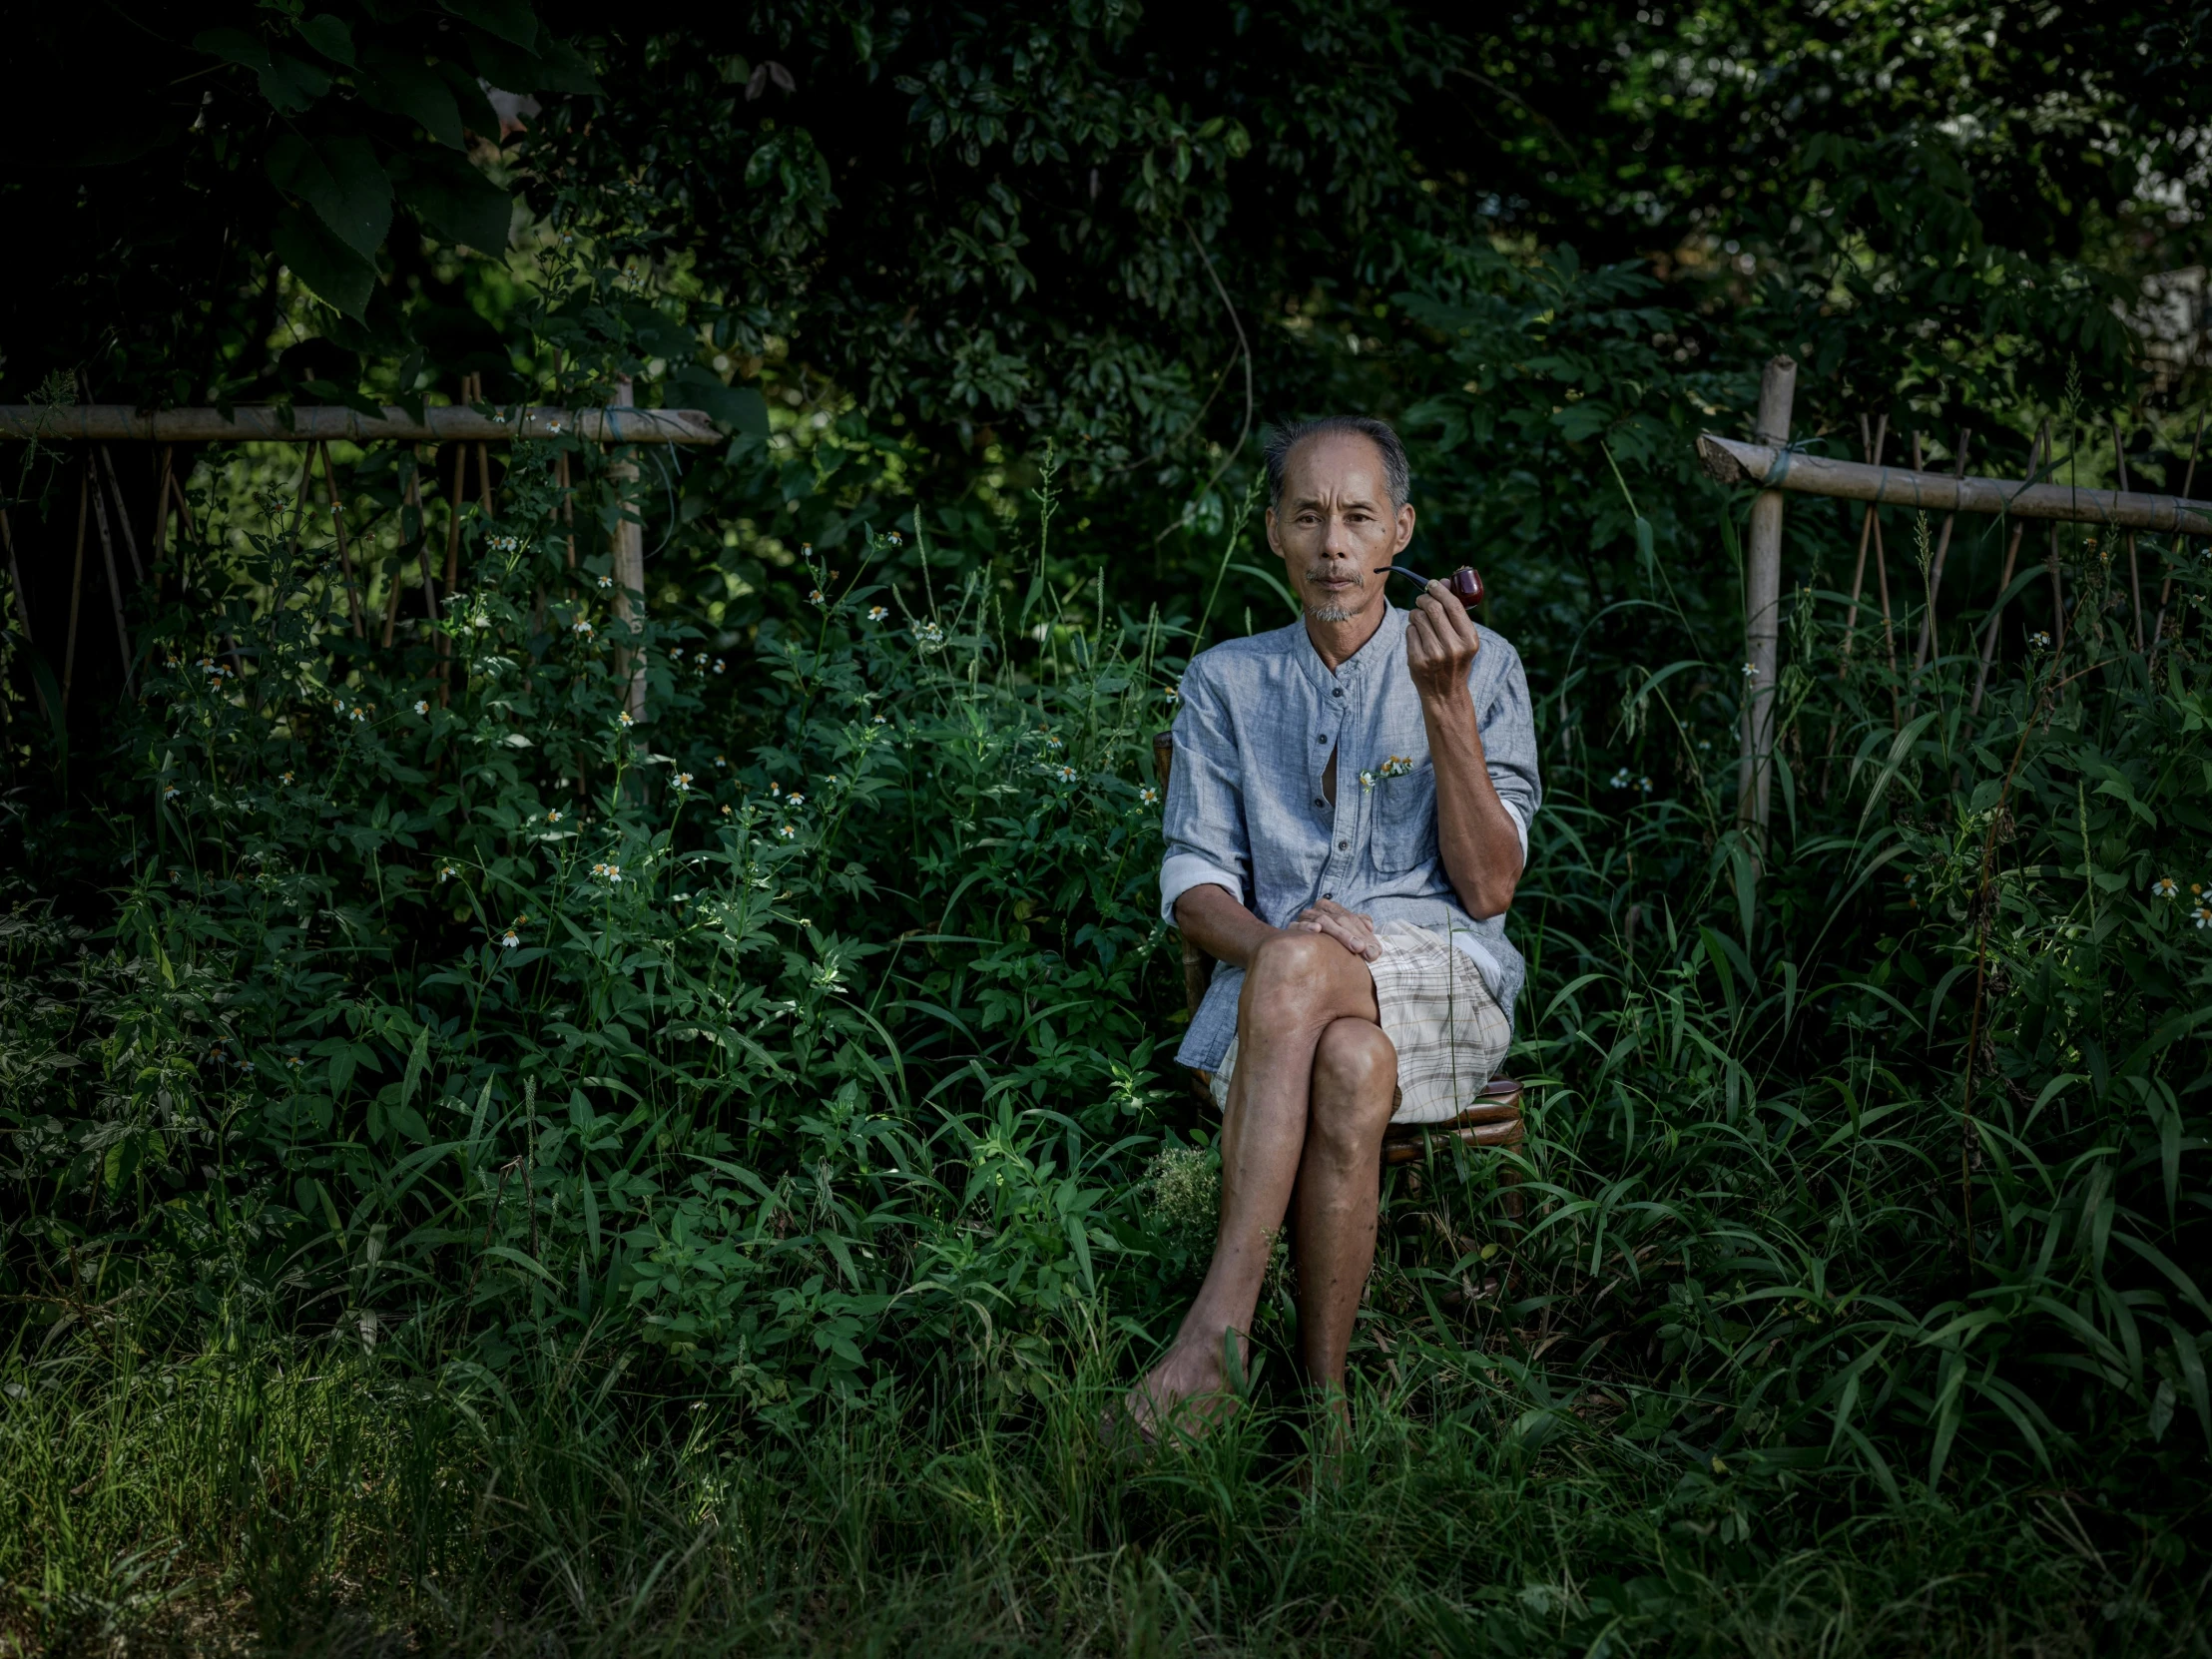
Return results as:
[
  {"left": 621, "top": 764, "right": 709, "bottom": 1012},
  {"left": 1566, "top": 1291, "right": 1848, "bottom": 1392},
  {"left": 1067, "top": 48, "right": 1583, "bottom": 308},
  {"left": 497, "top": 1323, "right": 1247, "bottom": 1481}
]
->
[{"left": 1405, "top": 579, "right": 1479, "bottom": 701}]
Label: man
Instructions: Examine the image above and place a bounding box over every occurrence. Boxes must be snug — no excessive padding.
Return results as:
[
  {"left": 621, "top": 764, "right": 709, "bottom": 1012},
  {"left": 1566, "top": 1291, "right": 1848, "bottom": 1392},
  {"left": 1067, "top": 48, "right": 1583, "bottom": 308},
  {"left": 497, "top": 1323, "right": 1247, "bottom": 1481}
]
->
[{"left": 1126, "top": 414, "right": 1539, "bottom": 1441}]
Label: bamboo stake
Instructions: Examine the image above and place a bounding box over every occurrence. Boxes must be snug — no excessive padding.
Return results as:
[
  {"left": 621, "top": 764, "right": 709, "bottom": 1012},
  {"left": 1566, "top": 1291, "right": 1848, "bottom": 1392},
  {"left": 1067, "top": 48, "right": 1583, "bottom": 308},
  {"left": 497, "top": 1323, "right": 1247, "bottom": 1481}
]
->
[
  {"left": 2111, "top": 417, "right": 2143, "bottom": 652},
  {"left": 557, "top": 450, "right": 576, "bottom": 569},
  {"left": 94, "top": 444, "right": 146, "bottom": 588},
  {"left": 2151, "top": 411, "right": 2203, "bottom": 662},
  {"left": 1913, "top": 429, "right": 1972, "bottom": 673},
  {"left": 383, "top": 466, "right": 419, "bottom": 649},
  {"left": 319, "top": 442, "right": 363, "bottom": 637},
  {"left": 85, "top": 455, "right": 136, "bottom": 697},
  {"left": 152, "top": 445, "right": 174, "bottom": 597},
  {"left": 63, "top": 467, "right": 88, "bottom": 709},
  {"left": 1737, "top": 354, "right": 1796, "bottom": 851},
  {"left": 0, "top": 509, "right": 48, "bottom": 723},
  {"left": 1970, "top": 427, "right": 2047, "bottom": 716},
  {"left": 608, "top": 374, "right": 648, "bottom": 723},
  {"left": 1842, "top": 413, "right": 1888, "bottom": 646}
]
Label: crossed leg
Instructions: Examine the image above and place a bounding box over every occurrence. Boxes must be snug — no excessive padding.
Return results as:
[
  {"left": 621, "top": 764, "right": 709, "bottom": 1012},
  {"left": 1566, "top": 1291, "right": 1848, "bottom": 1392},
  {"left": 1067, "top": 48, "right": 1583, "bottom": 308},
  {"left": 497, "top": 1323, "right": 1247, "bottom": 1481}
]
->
[{"left": 1123, "top": 931, "right": 1399, "bottom": 1440}]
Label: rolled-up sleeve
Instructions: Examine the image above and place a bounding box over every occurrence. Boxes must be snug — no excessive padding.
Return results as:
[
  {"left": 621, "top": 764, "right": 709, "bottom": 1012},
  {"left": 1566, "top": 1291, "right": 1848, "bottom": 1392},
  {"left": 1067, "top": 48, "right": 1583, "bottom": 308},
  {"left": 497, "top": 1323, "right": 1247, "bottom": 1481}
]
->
[
  {"left": 1159, "top": 659, "right": 1251, "bottom": 925},
  {"left": 1476, "top": 640, "right": 1542, "bottom": 864}
]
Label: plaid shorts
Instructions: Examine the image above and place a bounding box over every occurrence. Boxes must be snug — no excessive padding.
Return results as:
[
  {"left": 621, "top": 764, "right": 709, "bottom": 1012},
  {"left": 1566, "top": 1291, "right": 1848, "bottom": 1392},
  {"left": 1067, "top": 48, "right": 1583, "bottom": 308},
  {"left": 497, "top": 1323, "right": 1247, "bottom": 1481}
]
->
[{"left": 1208, "top": 919, "right": 1512, "bottom": 1125}]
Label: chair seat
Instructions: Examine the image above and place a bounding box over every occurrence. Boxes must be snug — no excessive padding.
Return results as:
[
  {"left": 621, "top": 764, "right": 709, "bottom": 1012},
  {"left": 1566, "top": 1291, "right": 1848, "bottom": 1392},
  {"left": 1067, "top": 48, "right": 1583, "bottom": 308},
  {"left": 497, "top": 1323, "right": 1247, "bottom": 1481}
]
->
[{"left": 1380, "top": 1075, "right": 1523, "bottom": 1166}]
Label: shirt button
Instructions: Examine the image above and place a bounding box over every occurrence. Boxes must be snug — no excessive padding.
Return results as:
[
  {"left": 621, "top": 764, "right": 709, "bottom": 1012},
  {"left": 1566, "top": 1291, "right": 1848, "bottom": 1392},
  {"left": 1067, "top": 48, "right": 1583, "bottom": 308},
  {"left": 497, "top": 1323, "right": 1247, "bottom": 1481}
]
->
[
  {"left": 1332, "top": 687, "right": 1344, "bottom": 698},
  {"left": 1315, "top": 735, "right": 1328, "bottom": 745},
  {"left": 1314, "top": 797, "right": 1326, "bottom": 809},
  {"left": 1323, "top": 892, "right": 1333, "bottom": 900},
  {"left": 1338, "top": 839, "right": 1349, "bottom": 850}
]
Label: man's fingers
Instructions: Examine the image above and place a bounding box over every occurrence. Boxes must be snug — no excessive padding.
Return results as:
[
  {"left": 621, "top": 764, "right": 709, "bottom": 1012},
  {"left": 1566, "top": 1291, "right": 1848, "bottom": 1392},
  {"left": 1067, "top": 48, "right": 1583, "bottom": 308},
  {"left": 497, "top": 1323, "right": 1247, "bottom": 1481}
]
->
[{"left": 1300, "top": 911, "right": 1379, "bottom": 959}]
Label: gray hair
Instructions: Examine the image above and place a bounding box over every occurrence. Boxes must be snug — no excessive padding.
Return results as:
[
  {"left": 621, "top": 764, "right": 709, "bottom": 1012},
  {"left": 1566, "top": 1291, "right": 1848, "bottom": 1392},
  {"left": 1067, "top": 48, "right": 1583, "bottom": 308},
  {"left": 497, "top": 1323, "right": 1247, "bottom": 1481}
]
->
[{"left": 1262, "top": 415, "right": 1410, "bottom": 512}]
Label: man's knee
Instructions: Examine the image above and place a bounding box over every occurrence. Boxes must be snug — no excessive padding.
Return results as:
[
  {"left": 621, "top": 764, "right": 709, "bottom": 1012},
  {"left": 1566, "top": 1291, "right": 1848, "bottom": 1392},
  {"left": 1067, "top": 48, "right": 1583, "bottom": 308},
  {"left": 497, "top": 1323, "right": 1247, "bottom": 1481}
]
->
[
  {"left": 1309, "top": 1018, "right": 1396, "bottom": 1150},
  {"left": 1242, "top": 931, "right": 1343, "bottom": 1025}
]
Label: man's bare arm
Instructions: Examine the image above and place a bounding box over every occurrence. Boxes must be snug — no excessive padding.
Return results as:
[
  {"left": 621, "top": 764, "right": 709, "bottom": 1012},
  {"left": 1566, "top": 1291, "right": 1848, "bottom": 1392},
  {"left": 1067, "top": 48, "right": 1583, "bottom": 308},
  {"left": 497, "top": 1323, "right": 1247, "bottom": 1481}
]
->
[
  {"left": 1174, "top": 884, "right": 1381, "bottom": 966},
  {"left": 1405, "top": 583, "right": 1522, "bottom": 918}
]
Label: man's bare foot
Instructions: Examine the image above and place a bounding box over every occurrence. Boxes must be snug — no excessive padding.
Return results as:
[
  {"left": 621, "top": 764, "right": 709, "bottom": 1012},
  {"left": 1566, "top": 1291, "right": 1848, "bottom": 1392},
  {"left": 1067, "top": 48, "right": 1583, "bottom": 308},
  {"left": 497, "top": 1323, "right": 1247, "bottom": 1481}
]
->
[{"left": 1114, "top": 1336, "right": 1241, "bottom": 1449}]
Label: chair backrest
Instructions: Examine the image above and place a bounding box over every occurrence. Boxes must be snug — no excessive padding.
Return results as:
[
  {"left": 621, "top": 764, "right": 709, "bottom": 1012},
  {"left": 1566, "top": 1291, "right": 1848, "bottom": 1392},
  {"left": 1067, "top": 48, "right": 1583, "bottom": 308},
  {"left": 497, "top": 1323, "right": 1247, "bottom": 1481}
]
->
[{"left": 1153, "top": 732, "right": 1215, "bottom": 1019}]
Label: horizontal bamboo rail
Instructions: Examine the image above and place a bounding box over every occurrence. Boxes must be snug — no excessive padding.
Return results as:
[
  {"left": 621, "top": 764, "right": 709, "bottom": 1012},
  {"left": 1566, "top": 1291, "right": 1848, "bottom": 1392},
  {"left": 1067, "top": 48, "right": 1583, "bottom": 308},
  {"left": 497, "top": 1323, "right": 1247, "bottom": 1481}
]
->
[
  {"left": 0, "top": 404, "right": 720, "bottom": 445},
  {"left": 1697, "top": 433, "right": 2212, "bottom": 536}
]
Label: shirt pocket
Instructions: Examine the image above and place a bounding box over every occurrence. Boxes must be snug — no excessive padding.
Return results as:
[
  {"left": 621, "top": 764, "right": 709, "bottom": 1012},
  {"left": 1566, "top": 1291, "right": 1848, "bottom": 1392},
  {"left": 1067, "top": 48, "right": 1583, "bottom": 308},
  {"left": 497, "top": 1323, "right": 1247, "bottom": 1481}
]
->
[{"left": 1370, "top": 760, "right": 1438, "bottom": 875}]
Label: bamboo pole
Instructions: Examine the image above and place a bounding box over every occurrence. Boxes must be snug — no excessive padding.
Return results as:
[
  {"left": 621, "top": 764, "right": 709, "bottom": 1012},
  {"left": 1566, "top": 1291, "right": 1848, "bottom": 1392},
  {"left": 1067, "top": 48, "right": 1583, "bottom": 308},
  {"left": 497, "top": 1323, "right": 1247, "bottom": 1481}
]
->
[
  {"left": 0, "top": 404, "right": 718, "bottom": 444},
  {"left": 95, "top": 445, "right": 146, "bottom": 588},
  {"left": 319, "top": 441, "right": 363, "bottom": 637},
  {"left": 152, "top": 445, "right": 174, "bottom": 597},
  {"left": 1971, "top": 426, "right": 2047, "bottom": 716},
  {"left": 1842, "top": 413, "right": 1888, "bottom": 646},
  {"left": 2151, "top": 412, "right": 2203, "bottom": 660},
  {"left": 1913, "top": 427, "right": 1971, "bottom": 673},
  {"left": 85, "top": 456, "right": 136, "bottom": 698},
  {"left": 2109, "top": 418, "right": 2144, "bottom": 652},
  {"left": 383, "top": 466, "right": 420, "bottom": 649},
  {"left": 63, "top": 468, "right": 88, "bottom": 709},
  {"left": 608, "top": 375, "right": 647, "bottom": 723},
  {"left": 0, "top": 509, "right": 48, "bottom": 724},
  {"left": 557, "top": 450, "right": 576, "bottom": 569},
  {"left": 1737, "top": 355, "right": 1796, "bottom": 848},
  {"left": 1697, "top": 434, "right": 2212, "bottom": 533}
]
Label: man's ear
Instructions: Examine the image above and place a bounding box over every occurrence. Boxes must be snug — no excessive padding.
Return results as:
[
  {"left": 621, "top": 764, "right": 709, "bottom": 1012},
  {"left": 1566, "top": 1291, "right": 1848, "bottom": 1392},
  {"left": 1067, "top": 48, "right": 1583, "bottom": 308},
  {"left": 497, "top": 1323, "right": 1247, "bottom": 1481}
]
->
[
  {"left": 1395, "top": 503, "right": 1416, "bottom": 553},
  {"left": 1264, "top": 505, "right": 1282, "bottom": 557}
]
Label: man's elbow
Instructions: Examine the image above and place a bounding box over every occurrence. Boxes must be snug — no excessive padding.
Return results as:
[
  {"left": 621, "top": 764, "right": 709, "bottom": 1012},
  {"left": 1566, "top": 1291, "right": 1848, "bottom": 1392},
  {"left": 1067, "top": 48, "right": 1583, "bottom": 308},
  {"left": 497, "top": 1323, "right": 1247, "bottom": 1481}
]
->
[{"left": 1464, "top": 877, "right": 1516, "bottom": 920}]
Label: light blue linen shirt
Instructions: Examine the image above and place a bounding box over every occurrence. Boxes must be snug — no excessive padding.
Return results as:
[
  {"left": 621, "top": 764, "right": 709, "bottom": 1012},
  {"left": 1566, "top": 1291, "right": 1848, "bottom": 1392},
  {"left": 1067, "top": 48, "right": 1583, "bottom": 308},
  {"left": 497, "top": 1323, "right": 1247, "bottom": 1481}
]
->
[{"left": 1160, "top": 602, "right": 1541, "bottom": 1074}]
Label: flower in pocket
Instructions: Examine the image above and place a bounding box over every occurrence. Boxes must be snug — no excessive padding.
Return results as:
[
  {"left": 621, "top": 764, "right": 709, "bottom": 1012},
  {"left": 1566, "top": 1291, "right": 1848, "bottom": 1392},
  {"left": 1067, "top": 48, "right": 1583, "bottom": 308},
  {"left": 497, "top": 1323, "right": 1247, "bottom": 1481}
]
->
[{"left": 1378, "top": 755, "right": 1414, "bottom": 781}]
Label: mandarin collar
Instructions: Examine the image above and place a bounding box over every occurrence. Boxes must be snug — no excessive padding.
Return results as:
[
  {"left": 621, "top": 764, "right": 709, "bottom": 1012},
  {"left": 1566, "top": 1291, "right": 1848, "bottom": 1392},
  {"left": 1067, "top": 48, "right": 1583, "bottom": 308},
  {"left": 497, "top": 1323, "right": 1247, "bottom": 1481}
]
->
[{"left": 1295, "top": 602, "right": 1404, "bottom": 696}]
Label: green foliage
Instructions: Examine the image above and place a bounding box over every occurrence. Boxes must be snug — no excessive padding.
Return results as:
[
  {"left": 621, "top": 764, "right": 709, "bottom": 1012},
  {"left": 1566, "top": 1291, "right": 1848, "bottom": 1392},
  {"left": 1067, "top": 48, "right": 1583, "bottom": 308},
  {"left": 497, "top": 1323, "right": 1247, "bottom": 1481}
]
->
[{"left": 5, "top": 1315, "right": 2208, "bottom": 1654}]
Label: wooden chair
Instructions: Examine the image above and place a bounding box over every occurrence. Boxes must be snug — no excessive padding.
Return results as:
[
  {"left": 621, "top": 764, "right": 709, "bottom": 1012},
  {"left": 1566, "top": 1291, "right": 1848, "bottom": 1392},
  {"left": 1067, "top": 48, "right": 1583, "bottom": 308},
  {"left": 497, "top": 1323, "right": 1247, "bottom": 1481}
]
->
[{"left": 1151, "top": 733, "right": 1525, "bottom": 1207}]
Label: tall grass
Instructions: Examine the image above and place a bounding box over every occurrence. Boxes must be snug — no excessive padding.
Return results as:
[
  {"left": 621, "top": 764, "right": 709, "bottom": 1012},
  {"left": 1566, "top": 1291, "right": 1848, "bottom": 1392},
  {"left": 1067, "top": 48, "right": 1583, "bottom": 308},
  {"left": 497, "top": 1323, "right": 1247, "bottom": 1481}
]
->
[{"left": 3, "top": 384, "right": 2209, "bottom": 1649}]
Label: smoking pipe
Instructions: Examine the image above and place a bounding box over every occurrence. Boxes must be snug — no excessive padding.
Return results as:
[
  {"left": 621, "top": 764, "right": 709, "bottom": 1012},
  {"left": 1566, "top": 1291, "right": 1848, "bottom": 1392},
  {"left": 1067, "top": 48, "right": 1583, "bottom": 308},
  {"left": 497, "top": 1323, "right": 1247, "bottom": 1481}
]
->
[{"left": 1376, "top": 563, "right": 1484, "bottom": 610}]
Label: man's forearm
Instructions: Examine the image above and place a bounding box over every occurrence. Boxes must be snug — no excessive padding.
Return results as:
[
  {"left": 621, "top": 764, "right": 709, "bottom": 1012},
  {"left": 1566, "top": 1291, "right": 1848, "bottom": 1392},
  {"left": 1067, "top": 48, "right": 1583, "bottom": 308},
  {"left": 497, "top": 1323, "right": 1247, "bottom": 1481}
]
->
[
  {"left": 1172, "top": 881, "right": 1279, "bottom": 970},
  {"left": 1419, "top": 687, "right": 1522, "bottom": 917}
]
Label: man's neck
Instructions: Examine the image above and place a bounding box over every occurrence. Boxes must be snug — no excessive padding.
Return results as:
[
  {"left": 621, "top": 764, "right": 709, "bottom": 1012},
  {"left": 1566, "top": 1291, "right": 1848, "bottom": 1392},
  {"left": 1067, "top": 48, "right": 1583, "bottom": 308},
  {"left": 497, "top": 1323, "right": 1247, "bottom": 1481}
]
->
[{"left": 1303, "top": 599, "right": 1388, "bottom": 673}]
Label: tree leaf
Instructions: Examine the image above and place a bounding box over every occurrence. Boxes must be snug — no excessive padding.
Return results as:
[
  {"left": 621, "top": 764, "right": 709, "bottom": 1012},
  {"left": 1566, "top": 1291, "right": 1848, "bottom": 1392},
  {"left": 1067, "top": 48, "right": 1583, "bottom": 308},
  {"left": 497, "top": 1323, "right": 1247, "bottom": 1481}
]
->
[
  {"left": 272, "top": 201, "right": 376, "bottom": 319},
  {"left": 193, "top": 27, "right": 271, "bottom": 71},
  {"left": 439, "top": 0, "right": 538, "bottom": 50},
  {"left": 295, "top": 13, "right": 355, "bottom": 67},
  {"left": 308, "top": 136, "right": 392, "bottom": 260},
  {"left": 468, "top": 29, "right": 599, "bottom": 96},
  {"left": 395, "top": 150, "right": 512, "bottom": 253},
  {"left": 260, "top": 51, "right": 332, "bottom": 114},
  {"left": 358, "top": 43, "right": 466, "bottom": 150},
  {"left": 669, "top": 366, "right": 769, "bottom": 437}
]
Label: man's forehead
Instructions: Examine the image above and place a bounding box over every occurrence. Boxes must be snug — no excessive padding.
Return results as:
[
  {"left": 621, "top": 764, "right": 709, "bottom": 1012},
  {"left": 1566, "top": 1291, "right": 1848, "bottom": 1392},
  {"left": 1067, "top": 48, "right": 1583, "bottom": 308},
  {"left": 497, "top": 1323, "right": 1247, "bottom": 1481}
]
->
[{"left": 1280, "top": 432, "right": 1389, "bottom": 503}]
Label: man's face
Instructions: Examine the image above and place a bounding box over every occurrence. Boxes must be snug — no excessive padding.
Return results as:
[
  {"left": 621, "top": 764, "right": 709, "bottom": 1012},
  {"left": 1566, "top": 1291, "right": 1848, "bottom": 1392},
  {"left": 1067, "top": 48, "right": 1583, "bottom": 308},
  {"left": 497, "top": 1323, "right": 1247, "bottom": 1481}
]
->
[{"left": 1265, "top": 432, "right": 1416, "bottom": 625}]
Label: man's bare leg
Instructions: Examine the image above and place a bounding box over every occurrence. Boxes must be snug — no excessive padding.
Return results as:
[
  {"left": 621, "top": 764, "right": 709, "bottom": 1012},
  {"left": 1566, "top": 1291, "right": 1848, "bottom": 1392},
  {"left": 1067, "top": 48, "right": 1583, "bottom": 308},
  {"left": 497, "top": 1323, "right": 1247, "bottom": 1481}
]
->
[
  {"left": 1293, "top": 1017, "right": 1398, "bottom": 1441},
  {"left": 1123, "top": 932, "right": 1381, "bottom": 1437}
]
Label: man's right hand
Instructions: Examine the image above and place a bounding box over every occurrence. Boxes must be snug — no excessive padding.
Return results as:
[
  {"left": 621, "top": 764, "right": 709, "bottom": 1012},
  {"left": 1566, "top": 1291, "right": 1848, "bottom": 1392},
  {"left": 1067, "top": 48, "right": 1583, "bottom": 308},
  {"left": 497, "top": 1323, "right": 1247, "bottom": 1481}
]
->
[{"left": 1291, "top": 897, "right": 1381, "bottom": 962}]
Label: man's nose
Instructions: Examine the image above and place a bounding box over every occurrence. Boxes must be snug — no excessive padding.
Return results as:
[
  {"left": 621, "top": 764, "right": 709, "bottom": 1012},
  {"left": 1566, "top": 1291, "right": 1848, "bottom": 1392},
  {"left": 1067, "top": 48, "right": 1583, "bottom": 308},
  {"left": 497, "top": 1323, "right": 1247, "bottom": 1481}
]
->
[{"left": 1322, "top": 512, "right": 1360, "bottom": 562}]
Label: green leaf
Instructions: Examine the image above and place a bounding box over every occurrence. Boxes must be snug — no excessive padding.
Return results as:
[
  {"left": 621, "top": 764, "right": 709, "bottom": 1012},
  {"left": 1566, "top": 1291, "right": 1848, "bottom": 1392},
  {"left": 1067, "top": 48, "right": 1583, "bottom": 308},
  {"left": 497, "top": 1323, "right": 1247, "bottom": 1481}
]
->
[
  {"left": 357, "top": 43, "right": 466, "bottom": 149},
  {"left": 295, "top": 13, "right": 355, "bottom": 67},
  {"left": 193, "top": 27, "right": 270, "bottom": 71},
  {"left": 260, "top": 51, "right": 332, "bottom": 114},
  {"left": 435, "top": 55, "right": 505, "bottom": 139},
  {"left": 440, "top": 0, "right": 538, "bottom": 49},
  {"left": 272, "top": 201, "right": 376, "bottom": 319},
  {"left": 271, "top": 135, "right": 391, "bottom": 261},
  {"left": 668, "top": 366, "right": 768, "bottom": 437},
  {"left": 468, "top": 29, "right": 598, "bottom": 96},
  {"left": 394, "top": 150, "right": 512, "bottom": 253}
]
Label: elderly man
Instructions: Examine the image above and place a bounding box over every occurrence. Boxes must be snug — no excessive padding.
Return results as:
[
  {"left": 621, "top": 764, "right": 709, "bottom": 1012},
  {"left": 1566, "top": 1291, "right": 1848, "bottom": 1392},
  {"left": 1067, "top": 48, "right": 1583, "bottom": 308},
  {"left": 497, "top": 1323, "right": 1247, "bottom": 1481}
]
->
[{"left": 1126, "top": 414, "right": 1539, "bottom": 1441}]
